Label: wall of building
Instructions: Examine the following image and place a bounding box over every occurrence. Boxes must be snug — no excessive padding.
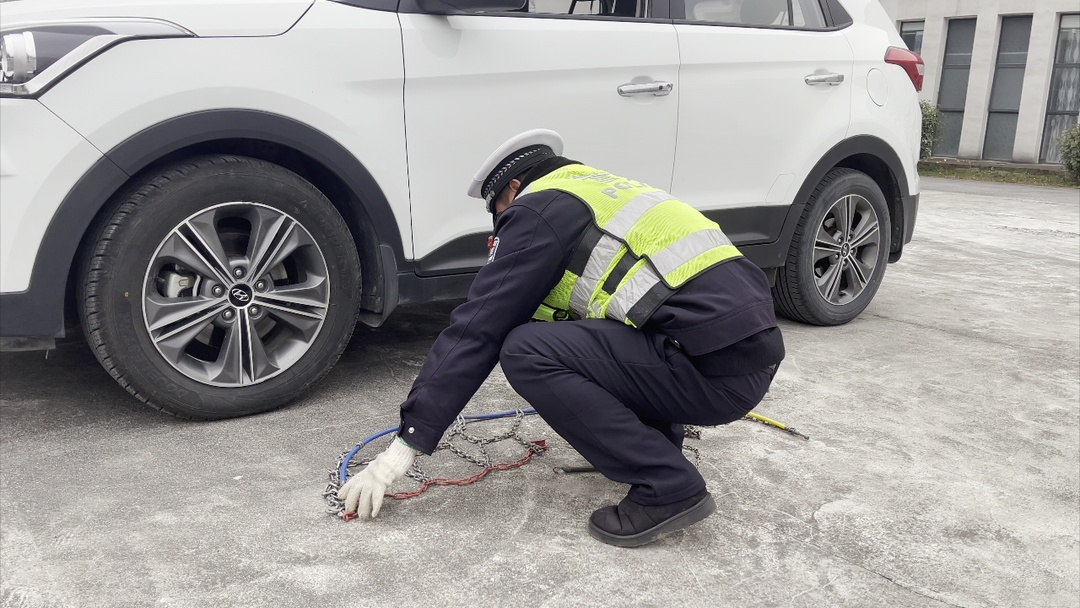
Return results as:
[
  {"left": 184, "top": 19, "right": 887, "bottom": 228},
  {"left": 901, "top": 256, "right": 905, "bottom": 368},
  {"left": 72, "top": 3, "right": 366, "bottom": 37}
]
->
[{"left": 878, "top": 0, "right": 1077, "bottom": 163}]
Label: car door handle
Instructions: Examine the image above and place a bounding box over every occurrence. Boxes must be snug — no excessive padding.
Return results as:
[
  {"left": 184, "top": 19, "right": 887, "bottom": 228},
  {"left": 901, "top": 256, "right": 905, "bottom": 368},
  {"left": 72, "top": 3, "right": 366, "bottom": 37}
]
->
[
  {"left": 804, "top": 73, "right": 845, "bottom": 86},
  {"left": 617, "top": 82, "right": 674, "bottom": 97}
]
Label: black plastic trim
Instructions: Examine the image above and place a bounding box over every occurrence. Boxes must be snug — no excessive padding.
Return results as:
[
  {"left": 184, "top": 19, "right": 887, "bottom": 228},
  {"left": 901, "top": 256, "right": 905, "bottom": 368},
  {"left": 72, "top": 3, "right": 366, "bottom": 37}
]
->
[
  {"left": 889, "top": 192, "right": 919, "bottom": 262},
  {"left": 902, "top": 192, "right": 918, "bottom": 244},
  {"left": 0, "top": 155, "right": 129, "bottom": 338},
  {"left": 358, "top": 243, "right": 402, "bottom": 327},
  {"left": 415, "top": 232, "right": 490, "bottom": 276},
  {"left": 397, "top": 271, "right": 476, "bottom": 305},
  {"left": 410, "top": 203, "right": 791, "bottom": 289},
  {"left": 820, "top": 0, "right": 853, "bottom": 28},
  {"left": 701, "top": 205, "right": 788, "bottom": 245}
]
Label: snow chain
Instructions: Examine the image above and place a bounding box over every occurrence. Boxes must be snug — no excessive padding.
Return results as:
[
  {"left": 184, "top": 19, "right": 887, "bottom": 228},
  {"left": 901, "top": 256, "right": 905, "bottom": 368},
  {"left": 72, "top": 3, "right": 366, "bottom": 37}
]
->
[
  {"left": 323, "top": 410, "right": 545, "bottom": 520},
  {"left": 323, "top": 411, "right": 804, "bottom": 520}
]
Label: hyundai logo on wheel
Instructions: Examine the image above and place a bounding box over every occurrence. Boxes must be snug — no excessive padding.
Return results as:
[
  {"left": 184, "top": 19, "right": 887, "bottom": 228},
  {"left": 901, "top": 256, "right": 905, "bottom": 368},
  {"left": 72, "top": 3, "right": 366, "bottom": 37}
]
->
[{"left": 229, "top": 285, "right": 254, "bottom": 307}]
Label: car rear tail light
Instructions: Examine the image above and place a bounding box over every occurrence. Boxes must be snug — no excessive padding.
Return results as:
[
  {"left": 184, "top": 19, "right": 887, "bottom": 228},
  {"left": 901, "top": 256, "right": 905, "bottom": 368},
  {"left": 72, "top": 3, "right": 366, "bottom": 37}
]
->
[{"left": 885, "top": 46, "right": 925, "bottom": 92}]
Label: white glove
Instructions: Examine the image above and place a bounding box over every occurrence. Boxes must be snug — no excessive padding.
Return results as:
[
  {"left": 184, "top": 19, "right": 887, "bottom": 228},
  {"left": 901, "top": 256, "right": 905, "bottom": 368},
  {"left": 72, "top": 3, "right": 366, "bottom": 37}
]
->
[{"left": 337, "top": 438, "right": 418, "bottom": 519}]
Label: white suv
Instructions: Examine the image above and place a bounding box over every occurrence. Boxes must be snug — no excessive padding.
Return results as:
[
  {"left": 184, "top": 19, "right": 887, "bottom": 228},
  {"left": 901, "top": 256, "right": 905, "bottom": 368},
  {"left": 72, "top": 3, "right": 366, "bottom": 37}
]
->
[{"left": 0, "top": 0, "right": 922, "bottom": 418}]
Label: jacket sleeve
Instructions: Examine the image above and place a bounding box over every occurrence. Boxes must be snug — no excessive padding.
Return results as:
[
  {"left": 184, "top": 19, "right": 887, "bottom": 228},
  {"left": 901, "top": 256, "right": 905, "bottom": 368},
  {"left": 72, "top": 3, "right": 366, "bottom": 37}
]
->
[{"left": 397, "top": 203, "right": 572, "bottom": 454}]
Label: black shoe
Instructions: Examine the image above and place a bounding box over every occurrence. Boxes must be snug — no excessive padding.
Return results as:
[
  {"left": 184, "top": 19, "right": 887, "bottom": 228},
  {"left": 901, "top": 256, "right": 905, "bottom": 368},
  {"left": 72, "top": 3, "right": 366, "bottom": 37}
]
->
[{"left": 587, "top": 490, "right": 716, "bottom": 547}]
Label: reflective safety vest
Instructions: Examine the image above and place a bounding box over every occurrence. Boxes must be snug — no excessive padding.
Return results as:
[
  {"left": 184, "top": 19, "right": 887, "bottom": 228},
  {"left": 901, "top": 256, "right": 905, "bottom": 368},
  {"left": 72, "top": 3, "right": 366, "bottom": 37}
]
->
[{"left": 520, "top": 164, "right": 743, "bottom": 328}]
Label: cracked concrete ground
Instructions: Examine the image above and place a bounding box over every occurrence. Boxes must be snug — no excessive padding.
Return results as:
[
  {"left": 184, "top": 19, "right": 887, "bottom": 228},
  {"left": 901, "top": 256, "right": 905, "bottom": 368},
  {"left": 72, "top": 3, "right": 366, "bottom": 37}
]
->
[{"left": 1, "top": 177, "right": 1078, "bottom": 607}]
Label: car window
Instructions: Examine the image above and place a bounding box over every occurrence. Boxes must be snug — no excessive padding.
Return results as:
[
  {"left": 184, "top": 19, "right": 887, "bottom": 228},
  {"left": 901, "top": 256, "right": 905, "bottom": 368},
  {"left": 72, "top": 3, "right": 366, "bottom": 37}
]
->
[
  {"left": 527, "top": 0, "right": 644, "bottom": 17},
  {"left": 677, "top": 0, "right": 827, "bottom": 28},
  {"left": 391, "top": 0, "right": 649, "bottom": 18},
  {"left": 791, "top": 0, "right": 825, "bottom": 28}
]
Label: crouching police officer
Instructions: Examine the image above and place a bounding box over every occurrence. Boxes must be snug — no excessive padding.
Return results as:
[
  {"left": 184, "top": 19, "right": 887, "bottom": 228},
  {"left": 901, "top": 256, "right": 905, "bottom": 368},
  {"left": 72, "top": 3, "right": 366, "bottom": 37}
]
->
[{"left": 338, "top": 129, "right": 785, "bottom": 547}]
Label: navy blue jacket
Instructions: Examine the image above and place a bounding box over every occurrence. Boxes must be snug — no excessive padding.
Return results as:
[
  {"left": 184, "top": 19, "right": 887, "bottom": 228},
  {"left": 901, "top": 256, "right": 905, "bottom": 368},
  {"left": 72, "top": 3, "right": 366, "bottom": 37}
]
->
[{"left": 398, "top": 183, "right": 783, "bottom": 454}]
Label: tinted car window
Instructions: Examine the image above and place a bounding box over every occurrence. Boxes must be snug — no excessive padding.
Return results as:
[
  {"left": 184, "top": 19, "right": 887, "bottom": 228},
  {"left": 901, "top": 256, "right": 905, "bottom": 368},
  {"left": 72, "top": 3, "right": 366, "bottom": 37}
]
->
[
  {"left": 677, "top": 0, "right": 826, "bottom": 28},
  {"left": 528, "top": 0, "right": 644, "bottom": 16}
]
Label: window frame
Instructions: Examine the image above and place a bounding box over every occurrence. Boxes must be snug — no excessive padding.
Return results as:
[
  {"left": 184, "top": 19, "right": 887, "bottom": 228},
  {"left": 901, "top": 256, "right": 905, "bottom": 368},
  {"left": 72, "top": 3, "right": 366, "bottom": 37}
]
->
[
  {"left": 934, "top": 17, "right": 978, "bottom": 158},
  {"left": 667, "top": 0, "right": 846, "bottom": 31},
  {"left": 983, "top": 14, "right": 1033, "bottom": 161},
  {"left": 898, "top": 19, "right": 924, "bottom": 55},
  {"left": 1041, "top": 13, "right": 1080, "bottom": 163},
  {"left": 390, "top": 0, "right": 670, "bottom": 21},
  {"left": 333, "top": 0, "right": 852, "bottom": 27}
]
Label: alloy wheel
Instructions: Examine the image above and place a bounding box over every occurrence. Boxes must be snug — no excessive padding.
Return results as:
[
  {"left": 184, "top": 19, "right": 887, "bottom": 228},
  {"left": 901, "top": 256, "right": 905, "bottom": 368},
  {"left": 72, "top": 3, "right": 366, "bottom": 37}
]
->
[
  {"left": 812, "top": 194, "right": 881, "bottom": 306},
  {"left": 142, "top": 202, "right": 331, "bottom": 387}
]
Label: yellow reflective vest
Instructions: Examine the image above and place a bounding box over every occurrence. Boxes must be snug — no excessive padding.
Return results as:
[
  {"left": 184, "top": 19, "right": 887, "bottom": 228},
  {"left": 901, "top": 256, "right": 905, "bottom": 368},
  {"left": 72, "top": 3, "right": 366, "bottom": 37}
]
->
[{"left": 521, "top": 164, "right": 743, "bottom": 328}]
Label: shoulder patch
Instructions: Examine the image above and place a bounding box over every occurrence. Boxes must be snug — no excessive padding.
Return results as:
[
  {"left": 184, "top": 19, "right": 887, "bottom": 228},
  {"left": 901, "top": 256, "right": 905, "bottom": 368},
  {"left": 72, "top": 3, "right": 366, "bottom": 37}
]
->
[{"left": 487, "top": 236, "right": 501, "bottom": 263}]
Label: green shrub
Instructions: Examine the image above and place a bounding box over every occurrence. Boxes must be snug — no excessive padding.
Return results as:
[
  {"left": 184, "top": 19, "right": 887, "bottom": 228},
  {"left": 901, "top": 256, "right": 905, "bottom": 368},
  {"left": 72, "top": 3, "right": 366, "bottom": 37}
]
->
[
  {"left": 1058, "top": 123, "right": 1080, "bottom": 183},
  {"left": 919, "top": 100, "right": 943, "bottom": 160}
]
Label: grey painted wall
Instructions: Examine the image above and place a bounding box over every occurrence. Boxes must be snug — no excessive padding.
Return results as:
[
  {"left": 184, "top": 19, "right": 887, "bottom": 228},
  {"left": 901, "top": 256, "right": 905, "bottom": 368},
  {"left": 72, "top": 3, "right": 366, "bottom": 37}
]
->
[{"left": 878, "top": 0, "right": 1077, "bottom": 163}]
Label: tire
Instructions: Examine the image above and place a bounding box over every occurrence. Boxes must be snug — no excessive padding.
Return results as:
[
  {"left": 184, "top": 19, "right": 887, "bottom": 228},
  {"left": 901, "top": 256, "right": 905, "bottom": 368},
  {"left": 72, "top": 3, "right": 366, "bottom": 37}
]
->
[
  {"left": 78, "top": 155, "right": 361, "bottom": 419},
  {"left": 773, "top": 168, "right": 891, "bottom": 326}
]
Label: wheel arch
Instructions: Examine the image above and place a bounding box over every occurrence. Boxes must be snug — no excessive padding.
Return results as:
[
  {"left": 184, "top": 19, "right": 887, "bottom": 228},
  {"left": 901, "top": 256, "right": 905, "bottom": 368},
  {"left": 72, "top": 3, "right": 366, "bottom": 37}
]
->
[
  {"left": 4, "top": 109, "right": 405, "bottom": 339},
  {"left": 799, "top": 136, "right": 910, "bottom": 255},
  {"left": 742, "top": 135, "right": 912, "bottom": 270},
  {"left": 833, "top": 152, "right": 907, "bottom": 263}
]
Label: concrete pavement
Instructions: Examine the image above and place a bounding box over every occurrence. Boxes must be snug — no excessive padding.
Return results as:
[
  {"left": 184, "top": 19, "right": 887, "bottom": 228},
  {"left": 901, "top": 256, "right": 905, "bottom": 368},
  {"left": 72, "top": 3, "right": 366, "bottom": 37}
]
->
[{"left": 1, "top": 177, "right": 1078, "bottom": 607}]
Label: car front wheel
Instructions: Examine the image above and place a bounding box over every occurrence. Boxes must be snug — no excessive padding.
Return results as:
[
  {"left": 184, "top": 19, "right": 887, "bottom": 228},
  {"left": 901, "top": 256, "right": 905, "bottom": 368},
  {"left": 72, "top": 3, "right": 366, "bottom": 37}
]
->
[
  {"left": 79, "top": 155, "right": 361, "bottom": 419},
  {"left": 773, "top": 168, "right": 892, "bottom": 326}
]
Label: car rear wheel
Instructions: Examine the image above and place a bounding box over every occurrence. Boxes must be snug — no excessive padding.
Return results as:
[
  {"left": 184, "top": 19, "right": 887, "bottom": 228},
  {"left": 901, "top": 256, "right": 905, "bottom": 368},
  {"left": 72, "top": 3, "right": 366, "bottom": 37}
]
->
[
  {"left": 79, "top": 155, "right": 360, "bottom": 419},
  {"left": 773, "top": 168, "right": 891, "bottom": 326}
]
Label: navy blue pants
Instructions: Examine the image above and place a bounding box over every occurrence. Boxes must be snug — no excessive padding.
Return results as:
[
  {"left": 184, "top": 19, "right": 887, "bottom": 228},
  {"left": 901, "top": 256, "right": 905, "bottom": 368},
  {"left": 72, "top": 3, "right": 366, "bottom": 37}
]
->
[{"left": 499, "top": 319, "right": 775, "bottom": 506}]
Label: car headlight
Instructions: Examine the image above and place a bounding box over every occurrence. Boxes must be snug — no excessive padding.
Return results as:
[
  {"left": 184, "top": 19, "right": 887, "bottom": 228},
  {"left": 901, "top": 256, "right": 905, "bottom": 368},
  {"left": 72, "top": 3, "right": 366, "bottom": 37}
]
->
[{"left": 0, "top": 19, "right": 193, "bottom": 98}]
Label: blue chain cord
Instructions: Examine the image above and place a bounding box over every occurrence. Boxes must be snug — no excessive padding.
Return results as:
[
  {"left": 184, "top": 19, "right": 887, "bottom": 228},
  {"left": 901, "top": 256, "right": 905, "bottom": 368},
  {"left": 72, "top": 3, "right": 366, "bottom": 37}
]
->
[{"left": 337, "top": 408, "right": 539, "bottom": 483}]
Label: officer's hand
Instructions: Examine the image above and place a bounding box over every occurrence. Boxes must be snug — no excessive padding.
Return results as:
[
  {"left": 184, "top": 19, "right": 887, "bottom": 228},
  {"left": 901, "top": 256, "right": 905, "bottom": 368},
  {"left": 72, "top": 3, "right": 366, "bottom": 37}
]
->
[{"left": 337, "top": 438, "right": 417, "bottom": 519}]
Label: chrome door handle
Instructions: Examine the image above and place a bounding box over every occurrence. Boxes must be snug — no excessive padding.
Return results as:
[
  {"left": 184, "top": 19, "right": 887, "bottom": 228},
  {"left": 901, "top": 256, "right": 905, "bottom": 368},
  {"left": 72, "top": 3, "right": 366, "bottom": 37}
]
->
[
  {"left": 804, "top": 73, "right": 845, "bottom": 86},
  {"left": 618, "top": 81, "right": 674, "bottom": 97}
]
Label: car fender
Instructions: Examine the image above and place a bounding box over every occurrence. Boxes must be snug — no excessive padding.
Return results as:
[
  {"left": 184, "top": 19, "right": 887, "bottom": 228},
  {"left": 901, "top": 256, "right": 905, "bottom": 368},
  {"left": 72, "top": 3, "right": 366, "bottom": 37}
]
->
[{"left": 0, "top": 109, "right": 405, "bottom": 339}]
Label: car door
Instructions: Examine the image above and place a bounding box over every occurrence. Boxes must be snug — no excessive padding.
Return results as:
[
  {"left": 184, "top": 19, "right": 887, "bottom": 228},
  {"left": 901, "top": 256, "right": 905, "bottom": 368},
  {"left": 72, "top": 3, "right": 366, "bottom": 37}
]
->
[
  {"left": 399, "top": 0, "right": 681, "bottom": 274},
  {"left": 670, "top": 0, "right": 853, "bottom": 245}
]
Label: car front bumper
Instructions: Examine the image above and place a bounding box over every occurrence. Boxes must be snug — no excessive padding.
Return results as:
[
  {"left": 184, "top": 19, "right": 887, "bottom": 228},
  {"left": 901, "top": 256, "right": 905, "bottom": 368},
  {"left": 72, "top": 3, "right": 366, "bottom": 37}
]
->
[
  {"left": 0, "top": 98, "right": 111, "bottom": 339},
  {"left": 1, "top": 99, "right": 103, "bottom": 293}
]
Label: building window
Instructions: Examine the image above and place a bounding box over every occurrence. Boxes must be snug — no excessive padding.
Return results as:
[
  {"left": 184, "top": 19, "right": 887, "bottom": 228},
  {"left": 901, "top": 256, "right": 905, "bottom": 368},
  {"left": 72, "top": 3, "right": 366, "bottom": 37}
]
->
[
  {"left": 984, "top": 15, "right": 1033, "bottom": 161},
  {"left": 935, "top": 18, "right": 977, "bottom": 157},
  {"left": 900, "top": 20, "right": 924, "bottom": 55},
  {"left": 1042, "top": 14, "right": 1080, "bottom": 163}
]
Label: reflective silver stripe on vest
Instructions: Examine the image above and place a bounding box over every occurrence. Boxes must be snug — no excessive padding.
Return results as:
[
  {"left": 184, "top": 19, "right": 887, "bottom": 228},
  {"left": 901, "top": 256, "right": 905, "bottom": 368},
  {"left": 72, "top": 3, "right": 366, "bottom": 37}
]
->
[
  {"left": 603, "top": 190, "right": 672, "bottom": 238},
  {"left": 568, "top": 233, "right": 623, "bottom": 318},
  {"left": 605, "top": 263, "right": 664, "bottom": 322},
  {"left": 648, "top": 228, "right": 734, "bottom": 278}
]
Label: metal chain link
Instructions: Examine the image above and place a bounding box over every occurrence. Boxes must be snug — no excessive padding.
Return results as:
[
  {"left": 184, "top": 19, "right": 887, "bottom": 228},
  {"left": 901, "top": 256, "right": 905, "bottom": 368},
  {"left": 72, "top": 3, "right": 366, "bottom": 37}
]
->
[
  {"left": 323, "top": 410, "right": 536, "bottom": 517},
  {"left": 683, "top": 424, "right": 701, "bottom": 465}
]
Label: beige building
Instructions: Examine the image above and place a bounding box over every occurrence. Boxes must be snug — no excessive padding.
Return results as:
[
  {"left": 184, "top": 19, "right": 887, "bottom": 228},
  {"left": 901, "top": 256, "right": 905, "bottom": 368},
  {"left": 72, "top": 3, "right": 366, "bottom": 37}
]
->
[{"left": 879, "top": 0, "right": 1079, "bottom": 164}]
